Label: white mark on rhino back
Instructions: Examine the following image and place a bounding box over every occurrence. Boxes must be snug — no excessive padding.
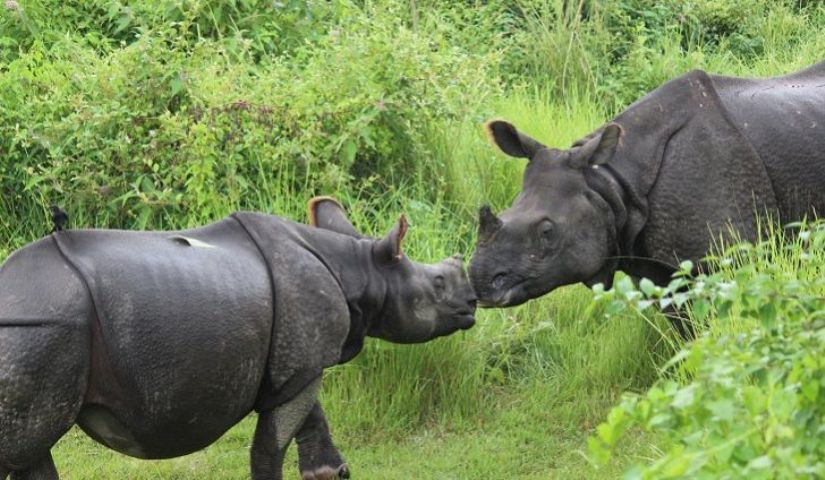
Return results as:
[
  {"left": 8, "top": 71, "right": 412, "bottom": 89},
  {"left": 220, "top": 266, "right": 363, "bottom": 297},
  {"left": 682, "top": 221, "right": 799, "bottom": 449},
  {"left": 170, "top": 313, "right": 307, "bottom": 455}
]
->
[{"left": 168, "top": 235, "right": 215, "bottom": 249}]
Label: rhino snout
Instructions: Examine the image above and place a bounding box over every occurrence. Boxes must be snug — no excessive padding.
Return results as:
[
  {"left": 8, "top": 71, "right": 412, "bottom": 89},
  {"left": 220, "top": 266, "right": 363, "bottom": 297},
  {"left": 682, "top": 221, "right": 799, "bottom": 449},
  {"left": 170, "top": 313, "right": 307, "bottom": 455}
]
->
[{"left": 468, "top": 261, "right": 510, "bottom": 307}]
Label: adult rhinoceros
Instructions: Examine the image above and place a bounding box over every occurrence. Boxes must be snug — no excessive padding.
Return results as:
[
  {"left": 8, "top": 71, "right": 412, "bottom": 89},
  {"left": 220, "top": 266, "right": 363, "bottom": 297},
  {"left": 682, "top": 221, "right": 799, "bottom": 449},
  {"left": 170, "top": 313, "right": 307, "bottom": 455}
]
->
[
  {"left": 469, "top": 62, "right": 825, "bottom": 319},
  {"left": 0, "top": 198, "right": 477, "bottom": 480}
]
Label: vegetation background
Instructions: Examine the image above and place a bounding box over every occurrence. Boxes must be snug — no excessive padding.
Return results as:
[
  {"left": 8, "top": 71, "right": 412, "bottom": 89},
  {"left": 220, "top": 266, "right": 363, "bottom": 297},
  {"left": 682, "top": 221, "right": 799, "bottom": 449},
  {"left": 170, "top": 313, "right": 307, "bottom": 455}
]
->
[{"left": 1, "top": 0, "right": 823, "bottom": 478}]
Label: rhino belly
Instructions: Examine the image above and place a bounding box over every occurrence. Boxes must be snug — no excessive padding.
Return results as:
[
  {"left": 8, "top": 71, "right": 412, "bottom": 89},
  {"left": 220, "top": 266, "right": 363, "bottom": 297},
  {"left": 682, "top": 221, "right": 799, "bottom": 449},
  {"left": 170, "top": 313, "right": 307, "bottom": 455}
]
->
[
  {"left": 77, "top": 395, "right": 246, "bottom": 459},
  {"left": 76, "top": 320, "right": 269, "bottom": 460},
  {"left": 57, "top": 222, "right": 275, "bottom": 458}
]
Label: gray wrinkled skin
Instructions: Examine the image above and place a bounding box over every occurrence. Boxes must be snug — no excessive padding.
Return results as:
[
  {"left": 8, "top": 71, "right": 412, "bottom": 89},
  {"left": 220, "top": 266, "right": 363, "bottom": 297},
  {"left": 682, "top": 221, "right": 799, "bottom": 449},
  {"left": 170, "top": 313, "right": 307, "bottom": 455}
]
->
[
  {"left": 470, "top": 61, "right": 825, "bottom": 308},
  {"left": 0, "top": 198, "right": 476, "bottom": 480}
]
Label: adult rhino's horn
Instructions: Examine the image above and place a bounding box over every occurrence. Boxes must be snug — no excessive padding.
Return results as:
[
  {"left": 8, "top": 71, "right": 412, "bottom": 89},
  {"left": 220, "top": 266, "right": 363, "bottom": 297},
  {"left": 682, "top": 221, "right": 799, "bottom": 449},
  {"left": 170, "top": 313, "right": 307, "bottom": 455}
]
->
[{"left": 478, "top": 205, "right": 503, "bottom": 244}]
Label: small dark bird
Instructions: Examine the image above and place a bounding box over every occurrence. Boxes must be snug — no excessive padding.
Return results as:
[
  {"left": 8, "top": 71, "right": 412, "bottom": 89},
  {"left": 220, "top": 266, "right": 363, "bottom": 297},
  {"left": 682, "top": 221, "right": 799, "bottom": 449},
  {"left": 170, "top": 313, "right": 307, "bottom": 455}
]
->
[{"left": 49, "top": 205, "right": 69, "bottom": 233}]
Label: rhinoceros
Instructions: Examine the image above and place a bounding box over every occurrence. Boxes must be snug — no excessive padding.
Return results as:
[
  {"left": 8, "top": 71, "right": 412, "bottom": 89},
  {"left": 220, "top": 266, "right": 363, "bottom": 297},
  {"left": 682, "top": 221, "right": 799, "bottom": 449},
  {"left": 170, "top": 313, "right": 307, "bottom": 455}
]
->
[
  {"left": 469, "top": 62, "right": 825, "bottom": 325},
  {"left": 0, "top": 197, "right": 477, "bottom": 480}
]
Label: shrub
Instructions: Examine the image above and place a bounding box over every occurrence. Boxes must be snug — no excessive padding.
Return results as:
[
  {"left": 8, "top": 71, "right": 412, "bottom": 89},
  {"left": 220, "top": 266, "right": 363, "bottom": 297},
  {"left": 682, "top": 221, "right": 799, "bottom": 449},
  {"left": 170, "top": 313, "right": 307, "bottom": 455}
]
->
[
  {"left": 589, "top": 223, "right": 825, "bottom": 478},
  {"left": 0, "top": 0, "right": 355, "bottom": 63},
  {"left": 0, "top": 4, "right": 497, "bottom": 232}
]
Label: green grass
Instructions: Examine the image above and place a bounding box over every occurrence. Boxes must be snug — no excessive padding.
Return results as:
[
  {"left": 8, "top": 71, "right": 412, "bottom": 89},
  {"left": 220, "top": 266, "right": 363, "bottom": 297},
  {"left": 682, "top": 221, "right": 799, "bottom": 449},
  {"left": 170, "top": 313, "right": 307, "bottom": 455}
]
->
[{"left": 52, "top": 409, "right": 661, "bottom": 479}]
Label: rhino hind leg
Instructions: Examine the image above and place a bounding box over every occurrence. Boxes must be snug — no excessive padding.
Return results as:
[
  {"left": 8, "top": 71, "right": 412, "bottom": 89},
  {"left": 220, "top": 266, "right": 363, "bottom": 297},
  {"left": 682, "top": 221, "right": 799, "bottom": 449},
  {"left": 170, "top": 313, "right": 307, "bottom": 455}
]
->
[
  {"left": 0, "top": 323, "right": 89, "bottom": 476},
  {"left": 0, "top": 240, "right": 92, "bottom": 477},
  {"left": 8, "top": 453, "right": 58, "bottom": 480},
  {"left": 251, "top": 409, "right": 288, "bottom": 480},
  {"left": 1, "top": 465, "right": 9, "bottom": 480},
  {"left": 296, "top": 403, "right": 349, "bottom": 480}
]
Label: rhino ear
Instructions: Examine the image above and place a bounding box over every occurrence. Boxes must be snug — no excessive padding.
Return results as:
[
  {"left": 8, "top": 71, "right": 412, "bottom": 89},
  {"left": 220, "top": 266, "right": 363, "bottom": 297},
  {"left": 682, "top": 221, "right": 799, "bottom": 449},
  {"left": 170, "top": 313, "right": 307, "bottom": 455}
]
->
[
  {"left": 307, "top": 196, "right": 364, "bottom": 239},
  {"left": 484, "top": 119, "right": 545, "bottom": 159},
  {"left": 571, "top": 123, "right": 623, "bottom": 169},
  {"left": 373, "top": 214, "right": 408, "bottom": 265}
]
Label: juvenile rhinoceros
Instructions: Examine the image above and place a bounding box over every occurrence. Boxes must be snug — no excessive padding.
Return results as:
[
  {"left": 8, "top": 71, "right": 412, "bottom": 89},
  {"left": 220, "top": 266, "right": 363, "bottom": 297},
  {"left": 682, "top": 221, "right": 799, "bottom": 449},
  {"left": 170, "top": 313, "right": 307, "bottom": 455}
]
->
[
  {"left": 470, "top": 62, "right": 825, "bottom": 322},
  {"left": 0, "top": 197, "right": 476, "bottom": 480}
]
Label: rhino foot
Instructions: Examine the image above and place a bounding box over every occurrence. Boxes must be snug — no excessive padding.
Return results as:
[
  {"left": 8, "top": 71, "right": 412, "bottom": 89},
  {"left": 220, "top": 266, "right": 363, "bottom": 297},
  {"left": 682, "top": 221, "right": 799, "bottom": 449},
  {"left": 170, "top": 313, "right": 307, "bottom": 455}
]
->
[
  {"left": 296, "top": 402, "right": 349, "bottom": 479},
  {"left": 301, "top": 463, "right": 350, "bottom": 480},
  {"left": 299, "top": 443, "right": 349, "bottom": 480}
]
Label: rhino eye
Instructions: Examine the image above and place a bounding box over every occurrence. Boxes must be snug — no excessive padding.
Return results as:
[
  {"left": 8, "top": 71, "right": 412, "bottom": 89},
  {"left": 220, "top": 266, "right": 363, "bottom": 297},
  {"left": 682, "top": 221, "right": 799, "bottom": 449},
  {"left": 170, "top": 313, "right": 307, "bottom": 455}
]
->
[
  {"left": 539, "top": 219, "right": 555, "bottom": 238},
  {"left": 433, "top": 275, "right": 446, "bottom": 294},
  {"left": 538, "top": 219, "right": 558, "bottom": 248}
]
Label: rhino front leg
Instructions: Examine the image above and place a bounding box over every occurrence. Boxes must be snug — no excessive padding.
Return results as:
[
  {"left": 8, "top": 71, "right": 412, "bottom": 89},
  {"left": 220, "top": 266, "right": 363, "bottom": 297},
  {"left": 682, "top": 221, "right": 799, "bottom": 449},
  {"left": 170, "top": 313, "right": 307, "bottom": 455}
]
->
[
  {"left": 662, "top": 303, "right": 696, "bottom": 340},
  {"left": 8, "top": 453, "right": 58, "bottom": 480},
  {"left": 1, "top": 465, "right": 8, "bottom": 480},
  {"left": 296, "top": 402, "right": 349, "bottom": 480},
  {"left": 251, "top": 378, "right": 322, "bottom": 480}
]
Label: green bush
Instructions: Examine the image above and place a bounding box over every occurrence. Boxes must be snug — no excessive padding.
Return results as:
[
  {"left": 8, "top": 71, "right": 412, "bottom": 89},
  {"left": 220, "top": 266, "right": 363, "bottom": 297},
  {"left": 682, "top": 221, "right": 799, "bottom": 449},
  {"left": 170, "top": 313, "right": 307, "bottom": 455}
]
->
[
  {"left": 589, "top": 223, "right": 825, "bottom": 478},
  {"left": 0, "top": 0, "right": 354, "bottom": 63},
  {"left": 0, "top": 4, "right": 496, "bottom": 233}
]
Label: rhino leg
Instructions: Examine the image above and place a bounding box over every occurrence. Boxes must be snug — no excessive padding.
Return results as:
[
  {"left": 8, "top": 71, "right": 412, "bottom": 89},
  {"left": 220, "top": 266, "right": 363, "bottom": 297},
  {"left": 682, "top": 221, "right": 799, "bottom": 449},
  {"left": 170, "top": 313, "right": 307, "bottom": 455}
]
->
[
  {"left": 0, "top": 240, "right": 92, "bottom": 479},
  {"left": 1, "top": 465, "right": 8, "bottom": 479},
  {"left": 0, "top": 324, "right": 87, "bottom": 475},
  {"left": 251, "top": 378, "right": 321, "bottom": 480},
  {"left": 8, "top": 453, "right": 58, "bottom": 480},
  {"left": 662, "top": 304, "right": 696, "bottom": 340},
  {"left": 629, "top": 277, "right": 695, "bottom": 339},
  {"left": 296, "top": 402, "right": 349, "bottom": 480}
]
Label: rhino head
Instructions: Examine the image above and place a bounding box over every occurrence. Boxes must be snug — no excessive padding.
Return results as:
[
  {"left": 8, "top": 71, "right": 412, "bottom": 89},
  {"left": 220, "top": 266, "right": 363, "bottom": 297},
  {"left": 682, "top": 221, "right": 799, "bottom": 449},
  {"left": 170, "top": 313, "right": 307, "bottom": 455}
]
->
[
  {"left": 309, "top": 197, "right": 477, "bottom": 344},
  {"left": 469, "top": 120, "right": 624, "bottom": 307}
]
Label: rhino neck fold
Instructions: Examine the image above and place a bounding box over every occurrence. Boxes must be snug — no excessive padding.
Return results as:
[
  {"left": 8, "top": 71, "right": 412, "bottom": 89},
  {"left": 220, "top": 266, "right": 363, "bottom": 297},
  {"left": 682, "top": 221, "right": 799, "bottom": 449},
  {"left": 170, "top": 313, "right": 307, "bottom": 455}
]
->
[
  {"left": 583, "top": 164, "right": 636, "bottom": 280},
  {"left": 286, "top": 223, "right": 389, "bottom": 363},
  {"left": 582, "top": 70, "right": 714, "bottom": 278},
  {"left": 584, "top": 159, "right": 681, "bottom": 282}
]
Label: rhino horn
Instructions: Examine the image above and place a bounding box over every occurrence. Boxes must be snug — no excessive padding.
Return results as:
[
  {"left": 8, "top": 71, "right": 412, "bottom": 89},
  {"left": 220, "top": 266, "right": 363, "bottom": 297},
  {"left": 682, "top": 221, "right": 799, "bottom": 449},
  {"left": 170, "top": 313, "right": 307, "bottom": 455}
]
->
[{"left": 478, "top": 205, "right": 503, "bottom": 244}]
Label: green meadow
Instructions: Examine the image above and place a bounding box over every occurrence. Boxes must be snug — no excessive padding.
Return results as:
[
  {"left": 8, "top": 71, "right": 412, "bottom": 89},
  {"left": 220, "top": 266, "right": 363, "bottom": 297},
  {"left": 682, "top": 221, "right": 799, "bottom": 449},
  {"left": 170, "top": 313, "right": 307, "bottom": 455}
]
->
[{"left": 1, "top": 1, "right": 823, "bottom": 478}]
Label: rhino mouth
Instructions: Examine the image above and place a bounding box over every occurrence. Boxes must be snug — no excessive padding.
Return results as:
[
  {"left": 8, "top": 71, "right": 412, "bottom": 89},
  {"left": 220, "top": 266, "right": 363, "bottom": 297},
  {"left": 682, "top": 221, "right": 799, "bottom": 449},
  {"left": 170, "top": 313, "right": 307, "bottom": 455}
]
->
[
  {"left": 477, "top": 278, "right": 531, "bottom": 308},
  {"left": 477, "top": 273, "right": 559, "bottom": 308},
  {"left": 455, "top": 311, "right": 476, "bottom": 329}
]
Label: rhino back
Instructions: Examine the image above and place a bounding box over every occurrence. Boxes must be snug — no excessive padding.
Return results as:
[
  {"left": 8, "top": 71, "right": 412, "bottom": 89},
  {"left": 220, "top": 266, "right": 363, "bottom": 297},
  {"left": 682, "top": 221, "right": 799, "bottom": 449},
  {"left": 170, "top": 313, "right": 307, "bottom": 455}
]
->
[
  {"left": 711, "top": 61, "right": 825, "bottom": 220},
  {"left": 54, "top": 218, "right": 273, "bottom": 458}
]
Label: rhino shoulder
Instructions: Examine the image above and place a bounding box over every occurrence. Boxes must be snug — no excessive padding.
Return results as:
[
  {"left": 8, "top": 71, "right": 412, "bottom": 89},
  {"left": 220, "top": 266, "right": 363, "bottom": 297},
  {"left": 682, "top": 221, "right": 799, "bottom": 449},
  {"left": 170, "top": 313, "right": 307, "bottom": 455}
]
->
[{"left": 231, "top": 212, "right": 350, "bottom": 406}]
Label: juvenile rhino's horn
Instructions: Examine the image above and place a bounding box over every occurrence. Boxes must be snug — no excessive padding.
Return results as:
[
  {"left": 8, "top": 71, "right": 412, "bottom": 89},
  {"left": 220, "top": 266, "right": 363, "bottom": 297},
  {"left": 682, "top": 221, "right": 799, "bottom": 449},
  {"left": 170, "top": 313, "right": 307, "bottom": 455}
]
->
[{"left": 478, "top": 205, "right": 503, "bottom": 243}]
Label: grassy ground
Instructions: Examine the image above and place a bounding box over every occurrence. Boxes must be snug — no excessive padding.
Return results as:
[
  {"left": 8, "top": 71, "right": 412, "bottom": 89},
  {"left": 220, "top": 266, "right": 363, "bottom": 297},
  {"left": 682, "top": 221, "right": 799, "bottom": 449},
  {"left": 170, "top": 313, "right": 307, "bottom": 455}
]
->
[{"left": 53, "top": 403, "right": 662, "bottom": 479}]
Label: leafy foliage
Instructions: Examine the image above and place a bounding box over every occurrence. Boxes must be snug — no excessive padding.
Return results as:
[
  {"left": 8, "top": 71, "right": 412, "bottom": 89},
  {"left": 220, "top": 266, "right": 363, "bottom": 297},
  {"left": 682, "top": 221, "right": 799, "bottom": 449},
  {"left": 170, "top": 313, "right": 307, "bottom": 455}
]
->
[
  {"left": 0, "top": 3, "right": 496, "bottom": 235},
  {"left": 590, "top": 222, "right": 825, "bottom": 478}
]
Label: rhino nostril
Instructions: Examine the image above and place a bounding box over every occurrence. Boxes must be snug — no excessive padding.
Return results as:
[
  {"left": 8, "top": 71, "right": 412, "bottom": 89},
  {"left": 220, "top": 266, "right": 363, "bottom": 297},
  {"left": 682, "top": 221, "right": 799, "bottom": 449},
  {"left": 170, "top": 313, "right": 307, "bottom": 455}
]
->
[{"left": 492, "top": 273, "right": 508, "bottom": 290}]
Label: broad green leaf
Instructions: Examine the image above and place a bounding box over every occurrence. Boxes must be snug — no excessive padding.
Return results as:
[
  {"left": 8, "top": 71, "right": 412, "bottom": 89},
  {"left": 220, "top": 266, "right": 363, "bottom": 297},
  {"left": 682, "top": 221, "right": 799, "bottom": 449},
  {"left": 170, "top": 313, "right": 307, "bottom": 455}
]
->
[{"left": 339, "top": 139, "right": 357, "bottom": 166}]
